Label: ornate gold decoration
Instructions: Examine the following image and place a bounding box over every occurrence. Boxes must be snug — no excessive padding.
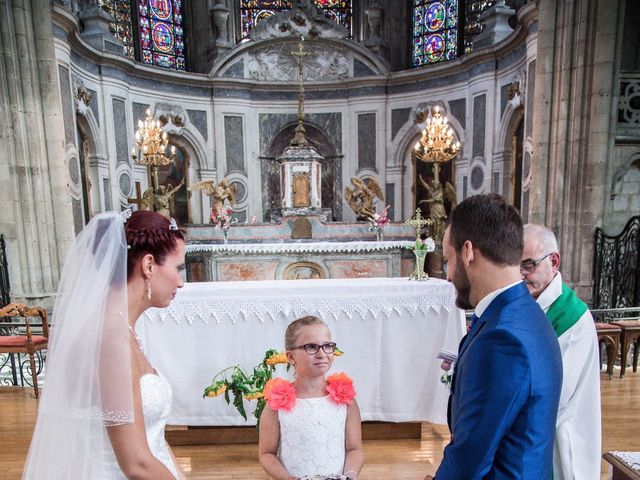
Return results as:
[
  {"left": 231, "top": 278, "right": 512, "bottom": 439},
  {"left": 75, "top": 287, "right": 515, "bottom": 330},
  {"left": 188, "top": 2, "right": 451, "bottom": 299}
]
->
[
  {"left": 404, "top": 208, "right": 433, "bottom": 240},
  {"left": 131, "top": 109, "right": 177, "bottom": 194},
  {"left": 414, "top": 105, "right": 461, "bottom": 244},
  {"left": 344, "top": 177, "right": 384, "bottom": 221},
  {"left": 507, "top": 81, "right": 520, "bottom": 100},
  {"left": 414, "top": 105, "right": 461, "bottom": 180}
]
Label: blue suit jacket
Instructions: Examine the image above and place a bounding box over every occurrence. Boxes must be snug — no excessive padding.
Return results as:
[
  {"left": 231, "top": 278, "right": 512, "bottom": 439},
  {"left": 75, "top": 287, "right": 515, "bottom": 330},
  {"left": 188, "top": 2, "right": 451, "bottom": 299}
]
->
[{"left": 435, "top": 282, "right": 562, "bottom": 479}]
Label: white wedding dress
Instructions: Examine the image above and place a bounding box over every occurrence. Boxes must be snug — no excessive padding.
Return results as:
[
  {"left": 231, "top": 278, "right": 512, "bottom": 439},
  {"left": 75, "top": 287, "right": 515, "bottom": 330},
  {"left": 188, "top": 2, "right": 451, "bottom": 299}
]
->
[
  {"left": 92, "top": 373, "right": 179, "bottom": 479},
  {"left": 278, "top": 396, "right": 347, "bottom": 478}
]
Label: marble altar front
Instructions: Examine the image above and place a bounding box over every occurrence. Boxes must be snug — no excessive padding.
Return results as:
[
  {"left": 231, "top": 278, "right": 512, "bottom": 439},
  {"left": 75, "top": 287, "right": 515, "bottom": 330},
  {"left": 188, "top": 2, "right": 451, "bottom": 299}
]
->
[
  {"left": 186, "top": 240, "right": 415, "bottom": 281},
  {"left": 184, "top": 214, "right": 417, "bottom": 282}
]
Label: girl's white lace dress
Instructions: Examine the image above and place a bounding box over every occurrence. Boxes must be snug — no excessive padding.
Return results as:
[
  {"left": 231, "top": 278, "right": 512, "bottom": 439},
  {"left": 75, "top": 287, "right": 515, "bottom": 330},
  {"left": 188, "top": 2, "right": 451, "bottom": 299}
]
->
[
  {"left": 278, "top": 395, "right": 347, "bottom": 477},
  {"left": 94, "top": 373, "right": 179, "bottom": 479}
]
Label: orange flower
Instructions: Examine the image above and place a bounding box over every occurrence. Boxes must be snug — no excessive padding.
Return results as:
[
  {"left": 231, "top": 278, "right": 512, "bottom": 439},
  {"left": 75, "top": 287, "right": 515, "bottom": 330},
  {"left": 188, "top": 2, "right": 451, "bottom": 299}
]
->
[
  {"left": 333, "top": 347, "right": 344, "bottom": 357},
  {"left": 206, "top": 384, "right": 227, "bottom": 398},
  {"left": 266, "top": 352, "right": 288, "bottom": 366},
  {"left": 326, "top": 372, "right": 355, "bottom": 405},
  {"left": 243, "top": 391, "right": 264, "bottom": 400},
  {"left": 264, "top": 378, "right": 296, "bottom": 412}
]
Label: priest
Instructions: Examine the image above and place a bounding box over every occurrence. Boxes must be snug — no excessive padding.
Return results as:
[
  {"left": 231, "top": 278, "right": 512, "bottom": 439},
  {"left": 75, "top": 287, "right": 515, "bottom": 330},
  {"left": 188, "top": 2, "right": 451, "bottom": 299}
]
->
[{"left": 522, "top": 223, "right": 601, "bottom": 479}]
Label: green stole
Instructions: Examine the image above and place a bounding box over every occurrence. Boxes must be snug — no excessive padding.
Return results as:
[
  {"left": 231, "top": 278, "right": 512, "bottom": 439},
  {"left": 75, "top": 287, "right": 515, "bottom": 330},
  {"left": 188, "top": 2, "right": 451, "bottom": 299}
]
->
[{"left": 545, "top": 283, "right": 588, "bottom": 337}]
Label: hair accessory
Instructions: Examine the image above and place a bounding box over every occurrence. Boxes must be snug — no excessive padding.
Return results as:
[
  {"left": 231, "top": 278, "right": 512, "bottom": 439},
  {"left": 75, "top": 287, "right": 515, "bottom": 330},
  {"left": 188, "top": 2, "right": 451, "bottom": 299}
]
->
[
  {"left": 120, "top": 208, "right": 133, "bottom": 223},
  {"left": 169, "top": 218, "right": 178, "bottom": 230}
]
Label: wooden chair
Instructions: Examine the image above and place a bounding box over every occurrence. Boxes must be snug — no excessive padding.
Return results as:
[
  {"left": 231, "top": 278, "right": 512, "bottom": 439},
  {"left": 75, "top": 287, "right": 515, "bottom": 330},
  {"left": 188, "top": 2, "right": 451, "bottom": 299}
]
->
[
  {"left": 610, "top": 320, "right": 640, "bottom": 378},
  {"left": 0, "top": 303, "right": 49, "bottom": 398},
  {"left": 595, "top": 322, "right": 621, "bottom": 380}
]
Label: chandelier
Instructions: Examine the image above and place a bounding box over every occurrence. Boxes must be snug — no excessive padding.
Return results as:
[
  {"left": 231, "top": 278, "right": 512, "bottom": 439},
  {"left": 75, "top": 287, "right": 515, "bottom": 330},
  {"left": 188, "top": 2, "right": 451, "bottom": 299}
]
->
[
  {"left": 131, "top": 109, "right": 176, "bottom": 192},
  {"left": 414, "top": 105, "right": 461, "bottom": 184}
]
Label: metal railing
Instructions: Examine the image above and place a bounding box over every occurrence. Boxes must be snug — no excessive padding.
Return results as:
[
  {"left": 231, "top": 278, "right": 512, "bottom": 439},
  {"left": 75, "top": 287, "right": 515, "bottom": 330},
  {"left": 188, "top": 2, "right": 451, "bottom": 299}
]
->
[
  {"left": 590, "top": 306, "right": 640, "bottom": 323},
  {"left": 592, "top": 216, "right": 640, "bottom": 309},
  {"left": 0, "top": 235, "right": 9, "bottom": 307}
]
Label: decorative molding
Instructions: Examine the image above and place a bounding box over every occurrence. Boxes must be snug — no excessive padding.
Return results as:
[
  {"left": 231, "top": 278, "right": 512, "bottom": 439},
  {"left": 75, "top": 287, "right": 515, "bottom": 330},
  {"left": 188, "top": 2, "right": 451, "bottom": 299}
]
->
[{"left": 186, "top": 240, "right": 413, "bottom": 255}]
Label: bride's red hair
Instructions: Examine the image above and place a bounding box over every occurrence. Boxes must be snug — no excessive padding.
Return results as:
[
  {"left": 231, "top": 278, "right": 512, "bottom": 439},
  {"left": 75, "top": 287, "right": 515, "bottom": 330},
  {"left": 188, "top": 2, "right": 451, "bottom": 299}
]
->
[{"left": 125, "top": 210, "right": 184, "bottom": 278}]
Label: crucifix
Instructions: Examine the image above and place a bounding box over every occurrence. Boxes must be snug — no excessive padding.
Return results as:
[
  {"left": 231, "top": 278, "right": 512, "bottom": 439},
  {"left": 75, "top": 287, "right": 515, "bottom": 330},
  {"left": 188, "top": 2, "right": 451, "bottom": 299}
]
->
[
  {"left": 128, "top": 181, "right": 144, "bottom": 210},
  {"left": 289, "top": 36, "right": 313, "bottom": 147},
  {"left": 405, "top": 208, "right": 433, "bottom": 240}
]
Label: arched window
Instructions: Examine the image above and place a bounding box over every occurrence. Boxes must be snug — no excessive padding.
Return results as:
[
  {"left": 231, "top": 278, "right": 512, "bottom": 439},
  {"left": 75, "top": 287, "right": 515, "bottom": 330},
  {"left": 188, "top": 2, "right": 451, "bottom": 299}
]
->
[
  {"left": 411, "top": 0, "right": 461, "bottom": 67},
  {"left": 99, "top": 0, "right": 186, "bottom": 71},
  {"left": 240, "top": 1, "right": 353, "bottom": 39}
]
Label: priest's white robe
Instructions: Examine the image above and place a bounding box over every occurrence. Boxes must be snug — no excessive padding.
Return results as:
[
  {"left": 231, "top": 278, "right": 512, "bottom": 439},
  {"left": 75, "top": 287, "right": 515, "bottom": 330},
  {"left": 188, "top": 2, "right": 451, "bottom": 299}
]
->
[{"left": 537, "top": 273, "right": 601, "bottom": 480}]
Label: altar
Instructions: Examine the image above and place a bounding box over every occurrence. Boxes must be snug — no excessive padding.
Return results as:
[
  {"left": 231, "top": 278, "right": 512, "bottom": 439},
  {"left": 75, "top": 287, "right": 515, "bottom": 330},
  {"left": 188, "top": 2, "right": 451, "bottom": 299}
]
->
[
  {"left": 139, "top": 277, "right": 466, "bottom": 426},
  {"left": 185, "top": 240, "right": 415, "bottom": 282}
]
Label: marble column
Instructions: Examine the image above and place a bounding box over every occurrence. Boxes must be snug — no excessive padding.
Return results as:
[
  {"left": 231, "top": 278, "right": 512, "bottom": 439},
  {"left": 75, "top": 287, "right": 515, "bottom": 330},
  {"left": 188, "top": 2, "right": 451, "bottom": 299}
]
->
[
  {"left": 529, "top": 0, "right": 622, "bottom": 299},
  {"left": 0, "top": 0, "right": 75, "bottom": 307}
]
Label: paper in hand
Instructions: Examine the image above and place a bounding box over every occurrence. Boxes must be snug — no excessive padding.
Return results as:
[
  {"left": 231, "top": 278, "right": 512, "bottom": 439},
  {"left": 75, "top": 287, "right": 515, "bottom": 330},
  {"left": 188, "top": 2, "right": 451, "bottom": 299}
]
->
[{"left": 436, "top": 349, "right": 458, "bottom": 363}]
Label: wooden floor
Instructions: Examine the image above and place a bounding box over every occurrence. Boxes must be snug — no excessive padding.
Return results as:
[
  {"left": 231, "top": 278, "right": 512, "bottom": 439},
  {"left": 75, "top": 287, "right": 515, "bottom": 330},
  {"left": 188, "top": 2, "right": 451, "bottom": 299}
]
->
[{"left": 2, "top": 370, "right": 639, "bottom": 479}]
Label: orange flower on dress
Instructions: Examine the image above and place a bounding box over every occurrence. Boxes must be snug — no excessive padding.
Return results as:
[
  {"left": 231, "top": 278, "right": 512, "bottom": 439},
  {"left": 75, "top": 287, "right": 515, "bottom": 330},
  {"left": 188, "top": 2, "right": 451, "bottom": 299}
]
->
[
  {"left": 264, "top": 378, "right": 296, "bottom": 412},
  {"left": 326, "top": 372, "right": 356, "bottom": 405}
]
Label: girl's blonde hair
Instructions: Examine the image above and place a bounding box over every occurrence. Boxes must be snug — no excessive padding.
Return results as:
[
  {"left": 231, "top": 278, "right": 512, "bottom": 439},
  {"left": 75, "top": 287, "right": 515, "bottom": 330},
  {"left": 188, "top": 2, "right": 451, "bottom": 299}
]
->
[{"left": 285, "top": 316, "right": 327, "bottom": 350}]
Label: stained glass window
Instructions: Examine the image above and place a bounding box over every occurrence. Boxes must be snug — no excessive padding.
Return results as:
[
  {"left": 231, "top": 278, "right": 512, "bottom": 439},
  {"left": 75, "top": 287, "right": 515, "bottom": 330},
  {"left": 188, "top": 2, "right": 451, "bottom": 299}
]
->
[
  {"left": 464, "top": 0, "right": 496, "bottom": 52},
  {"left": 411, "top": 0, "right": 460, "bottom": 67},
  {"left": 99, "top": 0, "right": 136, "bottom": 58},
  {"left": 138, "top": 0, "right": 186, "bottom": 70},
  {"left": 240, "top": 1, "right": 352, "bottom": 38}
]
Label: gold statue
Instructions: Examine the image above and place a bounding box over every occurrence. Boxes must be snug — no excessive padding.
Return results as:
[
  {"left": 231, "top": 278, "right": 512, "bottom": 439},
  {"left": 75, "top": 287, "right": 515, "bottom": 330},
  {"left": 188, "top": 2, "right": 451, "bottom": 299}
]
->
[
  {"left": 419, "top": 175, "right": 457, "bottom": 243},
  {"left": 344, "top": 177, "right": 384, "bottom": 221},
  {"left": 141, "top": 180, "right": 184, "bottom": 218},
  {"left": 444, "top": 181, "right": 458, "bottom": 209},
  {"left": 189, "top": 178, "right": 237, "bottom": 215}
]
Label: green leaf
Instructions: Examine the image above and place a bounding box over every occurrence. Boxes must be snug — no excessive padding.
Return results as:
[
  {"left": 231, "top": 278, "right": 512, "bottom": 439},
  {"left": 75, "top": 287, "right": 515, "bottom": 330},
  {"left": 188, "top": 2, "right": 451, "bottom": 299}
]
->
[
  {"left": 224, "top": 386, "right": 230, "bottom": 404},
  {"left": 233, "top": 392, "right": 247, "bottom": 420}
]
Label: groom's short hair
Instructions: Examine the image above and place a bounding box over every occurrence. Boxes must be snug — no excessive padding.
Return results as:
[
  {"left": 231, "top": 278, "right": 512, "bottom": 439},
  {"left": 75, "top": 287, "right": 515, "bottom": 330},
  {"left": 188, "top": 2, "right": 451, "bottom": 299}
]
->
[{"left": 448, "top": 193, "right": 523, "bottom": 266}]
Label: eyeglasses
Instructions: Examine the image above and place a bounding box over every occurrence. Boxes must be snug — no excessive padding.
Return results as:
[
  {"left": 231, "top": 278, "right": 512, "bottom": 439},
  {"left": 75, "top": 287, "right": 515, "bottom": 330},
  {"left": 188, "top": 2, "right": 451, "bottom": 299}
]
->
[
  {"left": 291, "top": 342, "right": 337, "bottom": 355},
  {"left": 520, "top": 253, "right": 553, "bottom": 274}
]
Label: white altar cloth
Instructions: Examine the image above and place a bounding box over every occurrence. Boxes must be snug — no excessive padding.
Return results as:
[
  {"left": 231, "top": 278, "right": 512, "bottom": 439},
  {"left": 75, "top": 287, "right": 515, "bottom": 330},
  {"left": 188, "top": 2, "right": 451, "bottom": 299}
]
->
[{"left": 140, "top": 277, "right": 466, "bottom": 426}]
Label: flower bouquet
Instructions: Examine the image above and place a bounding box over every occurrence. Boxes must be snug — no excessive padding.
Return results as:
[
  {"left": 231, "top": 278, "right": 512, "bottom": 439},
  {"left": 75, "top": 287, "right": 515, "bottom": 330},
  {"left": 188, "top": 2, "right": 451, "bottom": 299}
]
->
[
  {"left": 406, "top": 236, "right": 436, "bottom": 280},
  {"left": 203, "top": 347, "right": 344, "bottom": 426},
  {"left": 210, "top": 207, "right": 237, "bottom": 243},
  {"left": 368, "top": 205, "right": 390, "bottom": 241}
]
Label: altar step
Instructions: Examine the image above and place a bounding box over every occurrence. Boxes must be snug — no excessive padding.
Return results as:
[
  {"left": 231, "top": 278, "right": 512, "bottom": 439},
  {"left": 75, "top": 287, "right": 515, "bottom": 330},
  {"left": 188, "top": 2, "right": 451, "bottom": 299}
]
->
[{"left": 166, "top": 421, "right": 448, "bottom": 446}]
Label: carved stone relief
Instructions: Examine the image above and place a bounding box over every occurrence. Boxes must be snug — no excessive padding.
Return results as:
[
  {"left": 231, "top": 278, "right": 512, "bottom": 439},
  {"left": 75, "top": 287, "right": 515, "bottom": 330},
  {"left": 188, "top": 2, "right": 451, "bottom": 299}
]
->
[
  {"left": 283, "top": 261, "right": 324, "bottom": 280},
  {"left": 249, "top": 0, "right": 349, "bottom": 41},
  {"left": 246, "top": 43, "right": 351, "bottom": 81}
]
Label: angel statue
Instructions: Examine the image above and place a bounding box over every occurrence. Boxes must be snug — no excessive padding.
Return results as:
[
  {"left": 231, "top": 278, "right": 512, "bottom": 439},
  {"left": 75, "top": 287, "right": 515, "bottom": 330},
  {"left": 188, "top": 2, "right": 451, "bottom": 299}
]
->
[
  {"left": 344, "top": 177, "right": 384, "bottom": 221},
  {"left": 419, "top": 174, "right": 446, "bottom": 243},
  {"left": 189, "top": 178, "right": 237, "bottom": 216},
  {"left": 139, "top": 180, "right": 184, "bottom": 218}
]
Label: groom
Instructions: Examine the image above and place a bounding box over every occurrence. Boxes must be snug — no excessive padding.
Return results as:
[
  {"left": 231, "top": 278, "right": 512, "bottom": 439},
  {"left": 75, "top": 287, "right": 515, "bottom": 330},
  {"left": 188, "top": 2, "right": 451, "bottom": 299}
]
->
[{"left": 427, "top": 194, "right": 562, "bottom": 479}]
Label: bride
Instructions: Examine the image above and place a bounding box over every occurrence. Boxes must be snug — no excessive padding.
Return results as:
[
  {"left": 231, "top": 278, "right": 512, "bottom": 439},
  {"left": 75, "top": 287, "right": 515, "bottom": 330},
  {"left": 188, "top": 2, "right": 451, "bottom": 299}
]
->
[{"left": 23, "top": 210, "right": 187, "bottom": 479}]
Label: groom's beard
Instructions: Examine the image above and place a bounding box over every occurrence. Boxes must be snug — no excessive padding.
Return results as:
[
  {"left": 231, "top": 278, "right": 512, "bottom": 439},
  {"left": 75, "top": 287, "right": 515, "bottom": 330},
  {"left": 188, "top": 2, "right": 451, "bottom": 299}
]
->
[{"left": 453, "top": 256, "right": 473, "bottom": 310}]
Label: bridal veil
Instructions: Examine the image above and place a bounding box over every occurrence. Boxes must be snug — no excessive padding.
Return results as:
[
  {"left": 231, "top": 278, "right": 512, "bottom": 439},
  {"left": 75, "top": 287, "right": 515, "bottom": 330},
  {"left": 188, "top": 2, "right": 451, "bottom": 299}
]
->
[{"left": 23, "top": 212, "right": 134, "bottom": 478}]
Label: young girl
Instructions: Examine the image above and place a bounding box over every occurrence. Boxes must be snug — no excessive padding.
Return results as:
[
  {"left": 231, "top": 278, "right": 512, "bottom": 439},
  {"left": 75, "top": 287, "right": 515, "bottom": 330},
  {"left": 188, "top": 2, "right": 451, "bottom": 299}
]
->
[{"left": 259, "top": 316, "right": 364, "bottom": 480}]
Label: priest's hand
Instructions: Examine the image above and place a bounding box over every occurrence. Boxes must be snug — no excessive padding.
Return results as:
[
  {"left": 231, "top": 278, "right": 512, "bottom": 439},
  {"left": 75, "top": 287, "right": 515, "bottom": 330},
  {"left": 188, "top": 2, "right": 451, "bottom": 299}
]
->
[{"left": 423, "top": 476, "right": 434, "bottom": 480}]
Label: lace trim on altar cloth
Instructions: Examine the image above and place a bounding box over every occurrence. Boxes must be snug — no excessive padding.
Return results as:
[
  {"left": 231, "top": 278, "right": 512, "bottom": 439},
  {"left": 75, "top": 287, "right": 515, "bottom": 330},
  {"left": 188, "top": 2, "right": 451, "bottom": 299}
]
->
[
  {"left": 143, "top": 287, "right": 456, "bottom": 325},
  {"left": 610, "top": 452, "right": 640, "bottom": 470},
  {"left": 186, "top": 241, "right": 413, "bottom": 255}
]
